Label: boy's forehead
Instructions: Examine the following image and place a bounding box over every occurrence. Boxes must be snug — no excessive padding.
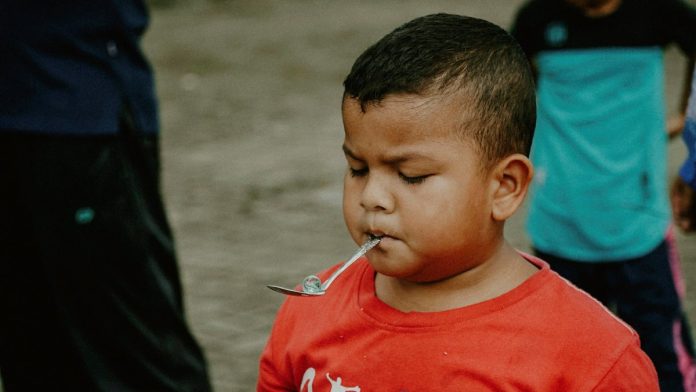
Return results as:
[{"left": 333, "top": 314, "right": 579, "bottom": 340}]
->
[
  {"left": 341, "top": 94, "right": 479, "bottom": 152},
  {"left": 341, "top": 93, "right": 477, "bottom": 139},
  {"left": 342, "top": 142, "right": 442, "bottom": 165}
]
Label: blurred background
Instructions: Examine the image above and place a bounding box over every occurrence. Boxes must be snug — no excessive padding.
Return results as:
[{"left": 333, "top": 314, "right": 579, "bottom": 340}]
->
[{"left": 139, "top": 1, "right": 696, "bottom": 390}]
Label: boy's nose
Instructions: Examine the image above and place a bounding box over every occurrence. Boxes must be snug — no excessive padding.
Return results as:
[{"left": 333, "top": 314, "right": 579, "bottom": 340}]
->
[{"left": 360, "top": 175, "right": 394, "bottom": 213}]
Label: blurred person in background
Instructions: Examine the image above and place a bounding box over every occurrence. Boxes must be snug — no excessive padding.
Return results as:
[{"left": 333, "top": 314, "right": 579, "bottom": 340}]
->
[
  {"left": 0, "top": 1, "right": 212, "bottom": 390},
  {"left": 511, "top": 0, "right": 696, "bottom": 390}
]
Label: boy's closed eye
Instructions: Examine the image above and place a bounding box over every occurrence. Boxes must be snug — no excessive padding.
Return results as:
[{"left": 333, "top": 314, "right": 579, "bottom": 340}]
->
[
  {"left": 348, "top": 165, "right": 431, "bottom": 185},
  {"left": 398, "top": 172, "right": 430, "bottom": 184},
  {"left": 349, "top": 166, "right": 368, "bottom": 177}
]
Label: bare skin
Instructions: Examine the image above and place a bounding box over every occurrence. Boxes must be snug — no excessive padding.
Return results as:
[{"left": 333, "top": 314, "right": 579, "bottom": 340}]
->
[
  {"left": 565, "top": 0, "right": 622, "bottom": 17},
  {"left": 671, "top": 176, "right": 696, "bottom": 232}
]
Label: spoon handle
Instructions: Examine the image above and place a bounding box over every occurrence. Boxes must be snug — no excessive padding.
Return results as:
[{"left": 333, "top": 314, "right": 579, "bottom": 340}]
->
[{"left": 320, "top": 237, "right": 381, "bottom": 290}]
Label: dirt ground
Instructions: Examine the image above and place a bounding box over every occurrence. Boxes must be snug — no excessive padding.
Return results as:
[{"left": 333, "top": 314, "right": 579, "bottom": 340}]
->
[{"left": 141, "top": 1, "right": 696, "bottom": 390}]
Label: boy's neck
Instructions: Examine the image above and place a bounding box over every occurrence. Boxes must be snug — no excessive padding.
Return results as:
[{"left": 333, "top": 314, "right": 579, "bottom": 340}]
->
[{"left": 374, "top": 242, "right": 538, "bottom": 313}]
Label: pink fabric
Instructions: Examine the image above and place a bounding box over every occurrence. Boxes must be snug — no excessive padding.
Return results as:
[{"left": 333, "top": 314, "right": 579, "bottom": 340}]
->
[
  {"left": 666, "top": 226, "right": 687, "bottom": 299},
  {"left": 674, "top": 321, "right": 696, "bottom": 392},
  {"left": 666, "top": 226, "right": 696, "bottom": 391}
]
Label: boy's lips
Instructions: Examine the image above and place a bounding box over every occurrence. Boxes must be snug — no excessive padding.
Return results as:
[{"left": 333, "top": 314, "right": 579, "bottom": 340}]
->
[{"left": 367, "top": 230, "right": 396, "bottom": 242}]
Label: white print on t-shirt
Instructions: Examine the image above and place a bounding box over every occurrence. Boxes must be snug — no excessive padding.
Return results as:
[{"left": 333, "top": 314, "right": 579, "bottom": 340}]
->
[{"left": 301, "top": 367, "right": 361, "bottom": 392}]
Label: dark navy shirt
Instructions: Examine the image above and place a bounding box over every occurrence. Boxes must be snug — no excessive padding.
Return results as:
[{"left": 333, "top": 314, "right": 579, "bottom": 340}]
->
[{"left": 0, "top": 0, "right": 158, "bottom": 135}]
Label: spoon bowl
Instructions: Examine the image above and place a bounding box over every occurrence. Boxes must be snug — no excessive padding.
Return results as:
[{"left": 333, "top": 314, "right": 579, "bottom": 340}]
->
[{"left": 266, "top": 285, "right": 325, "bottom": 296}]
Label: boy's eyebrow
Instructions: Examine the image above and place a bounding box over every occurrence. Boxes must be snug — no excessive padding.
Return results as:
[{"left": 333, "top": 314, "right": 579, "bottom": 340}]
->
[
  {"left": 342, "top": 145, "right": 363, "bottom": 161},
  {"left": 342, "top": 144, "right": 436, "bottom": 164}
]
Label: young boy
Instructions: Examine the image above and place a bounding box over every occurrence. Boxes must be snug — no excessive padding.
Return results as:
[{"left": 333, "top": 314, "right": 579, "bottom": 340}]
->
[{"left": 257, "top": 13, "right": 658, "bottom": 391}]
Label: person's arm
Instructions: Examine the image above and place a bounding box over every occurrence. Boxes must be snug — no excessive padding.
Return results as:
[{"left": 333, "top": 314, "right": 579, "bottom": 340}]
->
[
  {"left": 668, "top": 54, "right": 695, "bottom": 138},
  {"left": 671, "top": 176, "right": 696, "bottom": 231},
  {"left": 671, "top": 67, "right": 696, "bottom": 231}
]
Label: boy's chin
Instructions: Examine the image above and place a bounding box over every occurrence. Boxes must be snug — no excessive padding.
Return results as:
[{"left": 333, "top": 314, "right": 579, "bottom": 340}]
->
[{"left": 368, "top": 255, "right": 426, "bottom": 281}]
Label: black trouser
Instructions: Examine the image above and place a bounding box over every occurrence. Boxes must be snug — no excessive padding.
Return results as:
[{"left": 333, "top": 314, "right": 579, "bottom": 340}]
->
[
  {"left": 0, "top": 129, "right": 211, "bottom": 391},
  {"left": 537, "top": 238, "right": 695, "bottom": 392}
]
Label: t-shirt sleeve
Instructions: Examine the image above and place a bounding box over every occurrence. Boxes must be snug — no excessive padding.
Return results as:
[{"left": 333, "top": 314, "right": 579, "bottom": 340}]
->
[
  {"left": 662, "top": 0, "right": 696, "bottom": 54},
  {"left": 257, "top": 302, "right": 294, "bottom": 391},
  {"left": 591, "top": 337, "right": 659, "bottom": 392}
]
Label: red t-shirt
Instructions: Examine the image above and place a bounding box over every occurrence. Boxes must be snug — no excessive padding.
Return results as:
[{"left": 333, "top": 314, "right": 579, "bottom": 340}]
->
[{"left": 258, "top": 254, "right": 658, "bottom": 391}]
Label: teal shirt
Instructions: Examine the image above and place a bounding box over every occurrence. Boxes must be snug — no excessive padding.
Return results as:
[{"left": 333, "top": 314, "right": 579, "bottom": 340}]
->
[{"left": 527, "top": 47, "right": 669, "bottom": 261}]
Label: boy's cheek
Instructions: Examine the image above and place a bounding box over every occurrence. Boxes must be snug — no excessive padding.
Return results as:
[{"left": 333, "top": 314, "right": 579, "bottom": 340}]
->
[
  {"left": 342, "top": 197, "right": 361, "bottom": 231},
  {"left": 342, "top": 181, "right": 363, "bottom": 209}
]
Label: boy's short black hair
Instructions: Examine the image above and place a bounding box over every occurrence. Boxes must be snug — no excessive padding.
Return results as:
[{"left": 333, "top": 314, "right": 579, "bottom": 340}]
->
[{"left": 343, "top": 13, "right": 536, "bottom": 168}]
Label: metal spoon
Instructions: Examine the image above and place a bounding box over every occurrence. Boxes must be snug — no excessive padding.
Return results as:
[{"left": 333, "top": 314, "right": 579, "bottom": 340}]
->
[{"left": 267, "top": 236, "right": 381, "bottom": 297}]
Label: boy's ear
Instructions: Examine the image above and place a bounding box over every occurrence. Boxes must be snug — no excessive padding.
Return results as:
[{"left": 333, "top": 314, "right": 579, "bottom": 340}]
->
[{"left": 489, "top": 154, "right": 534, "bottom": 221}]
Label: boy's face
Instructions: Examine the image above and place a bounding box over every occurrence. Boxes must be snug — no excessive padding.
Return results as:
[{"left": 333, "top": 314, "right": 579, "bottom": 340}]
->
[{"left": 342, "top": 94, "right": 500, "bottom": 283}]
